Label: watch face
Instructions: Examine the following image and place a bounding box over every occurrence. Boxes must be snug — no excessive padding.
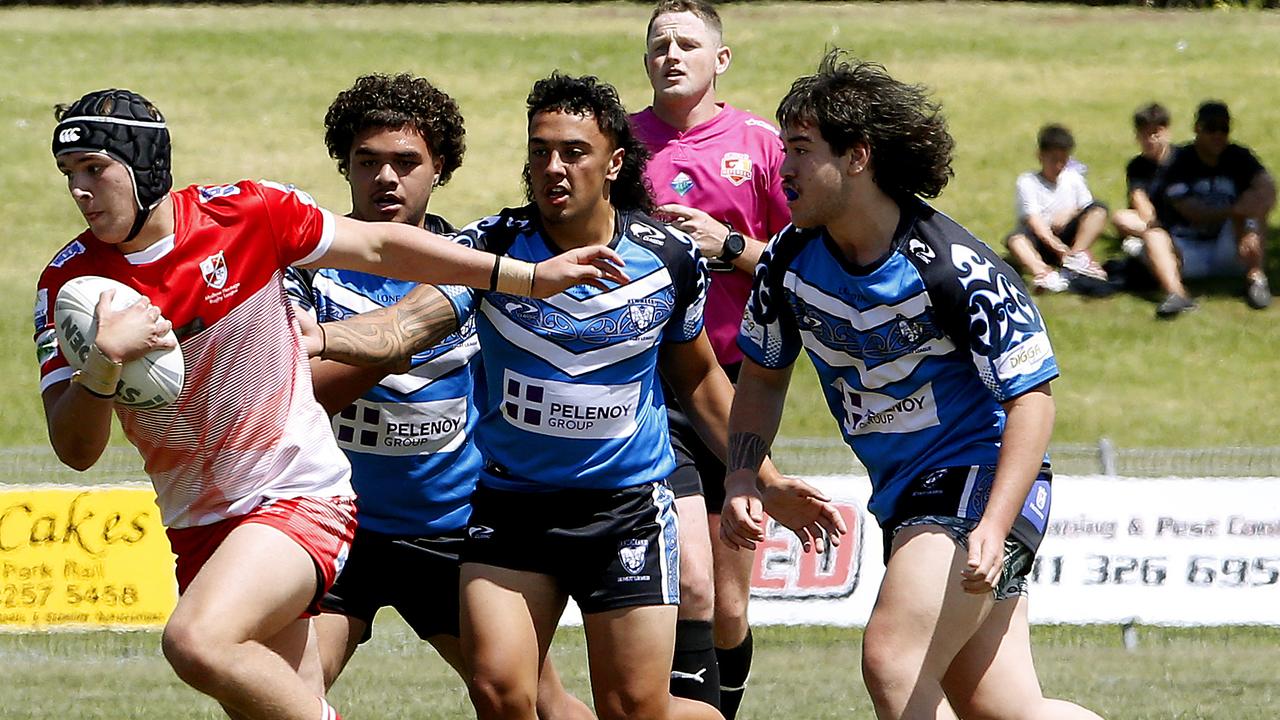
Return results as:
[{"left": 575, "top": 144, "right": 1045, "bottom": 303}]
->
[{"left": 721, "top": 231, "right": 746, "bottom": 261}]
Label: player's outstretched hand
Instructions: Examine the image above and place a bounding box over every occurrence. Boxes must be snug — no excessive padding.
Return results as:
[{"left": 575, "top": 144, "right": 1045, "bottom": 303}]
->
[
  {"left": 93, "top": 290, "right": 176, "bottom": 363},
  {"left": 656, "top": 203, "right": 728, "bottom": 259},
  {"left": 961, "top": 521, "right": 1006, "bottom": 594},
  {"left": 720, "top": 471, "right": 766, "bottom": 550},
  {"left": 532, "top": 245, "right": 629, "bottom": 296},
  {"left": 759, "top": 475, "right": 847, "bottom": 554}
]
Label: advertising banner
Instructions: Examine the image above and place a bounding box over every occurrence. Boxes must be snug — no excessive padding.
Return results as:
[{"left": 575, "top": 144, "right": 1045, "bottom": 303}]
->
[
  {"left": 740, "top": 475, "right": 1280, "bottom": 626},
  {"left": 2, "top": 477, "right": 1277, "bottom": 630},
  {"left": 0, "top": 485, "right": 175, "bottom": 630}
]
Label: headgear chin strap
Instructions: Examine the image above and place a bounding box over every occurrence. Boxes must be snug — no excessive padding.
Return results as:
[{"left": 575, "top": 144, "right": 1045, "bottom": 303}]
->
[{"left": 52, "top": 89, "right": 172, "bottom": 242}]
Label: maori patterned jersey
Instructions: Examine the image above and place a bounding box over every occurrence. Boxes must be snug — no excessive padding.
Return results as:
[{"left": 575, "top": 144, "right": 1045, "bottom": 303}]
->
[
  {"left": 739, "top": 198, "right": 1059, "bottom": 525},
  {"left": 284, "top": 214, "right": 483, "bottom": 537},
  {"left": 34, "top": 181, "right": 353, "bottom": 528},
  {"left": 452, "top": 205, "right": 708, "bottom": 493}
]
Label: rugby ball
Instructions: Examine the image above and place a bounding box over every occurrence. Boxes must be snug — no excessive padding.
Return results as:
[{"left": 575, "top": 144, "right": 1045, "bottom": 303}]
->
[{"left": 54, "top": 276, "right": 184, "bottom": 410}]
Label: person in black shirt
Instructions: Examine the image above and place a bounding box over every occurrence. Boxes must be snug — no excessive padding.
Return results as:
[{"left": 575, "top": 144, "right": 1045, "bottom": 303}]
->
[
  {"left": 1111, "top": 102, "right": 1195, "bottom": 318},
  {"left": 1148, "top": 101, "right": 1276, "bottom": 310}
]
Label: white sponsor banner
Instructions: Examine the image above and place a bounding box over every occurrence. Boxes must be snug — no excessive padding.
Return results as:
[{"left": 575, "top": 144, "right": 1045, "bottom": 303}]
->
[{"left": 561, "top": 475, "right": 1280, "bottom": 627}]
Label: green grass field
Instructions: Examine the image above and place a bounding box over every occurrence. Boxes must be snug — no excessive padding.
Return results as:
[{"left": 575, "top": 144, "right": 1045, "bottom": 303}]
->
[
  {"left": 2, "top": 1, "right": 1279, "bottom": 450},
  {"left": 2, "top": 4, "right": 1280, "bottom": 718},
  {"left": 2, "top": 619, "right": 1279, "bottom": 719}
]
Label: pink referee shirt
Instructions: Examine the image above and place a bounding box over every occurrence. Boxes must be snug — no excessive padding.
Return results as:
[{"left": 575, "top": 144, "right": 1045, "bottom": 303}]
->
[{"left": 633, "top": 103, "right": 790, "bottom": 365}]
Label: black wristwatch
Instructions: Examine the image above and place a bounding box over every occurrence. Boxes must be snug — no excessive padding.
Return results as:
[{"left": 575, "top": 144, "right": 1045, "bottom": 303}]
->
[{"left": 719, "top": 228, "right": 746, "bottom": 263}]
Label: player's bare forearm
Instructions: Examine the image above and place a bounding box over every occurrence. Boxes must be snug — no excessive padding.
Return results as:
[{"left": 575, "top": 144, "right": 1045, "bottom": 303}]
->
[
  {"left": 659, "top": 331, "right": 734, "bottom": 462},
  {"left": 318, "top": 216, "right": 628, "bottom": 297},
  {"left": 321, "top": 284, "right": 458, "bottom": 369},
  {"left": 985, "top": 384, "right": 1055, "bottom": 534},
  {"left": 727, "top": 359, "right": 793, "bottom": 483},
  {"left": 42, "top": 383, "right": 114, "bottom": 471},
  {"left": 729, "top": 236, "right": 768, "bottom": 273}
]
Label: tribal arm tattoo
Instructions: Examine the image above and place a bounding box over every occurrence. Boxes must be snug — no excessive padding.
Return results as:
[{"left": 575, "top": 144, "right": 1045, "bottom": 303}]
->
[
  {"left": 728, "top": 431, "right": 771, "bottom": 475},
  {"left": 320, "top": 284, "right": 459, "bottom": 369}
]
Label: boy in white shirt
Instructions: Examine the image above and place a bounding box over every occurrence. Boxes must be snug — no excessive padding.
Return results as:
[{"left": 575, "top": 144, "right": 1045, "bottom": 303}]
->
[{"left": 1006, "top": 124, "right": 1108, "bottom": 292}]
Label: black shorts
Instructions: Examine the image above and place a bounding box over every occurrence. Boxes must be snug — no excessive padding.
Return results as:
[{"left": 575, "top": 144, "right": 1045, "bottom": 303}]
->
[
  {"left": 882, "top": 464, "right": 1052, "bottom": 565},
  {"left": 663, "top": 362, "right": 740, "bottom": 513},
  {"left": 1007, "top": 200, "right": 1109, "bottom": 262},
  {"left": 319, "top": 527, "right": 464, "bottom": 643},
  {"left": 462, "top": 481, "right": 680, "bottom": 614}
]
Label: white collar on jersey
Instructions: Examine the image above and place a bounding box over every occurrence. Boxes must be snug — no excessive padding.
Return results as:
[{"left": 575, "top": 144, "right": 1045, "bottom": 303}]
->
[{"left": 123, "top": 233, "right": 177, "bottom": 265}]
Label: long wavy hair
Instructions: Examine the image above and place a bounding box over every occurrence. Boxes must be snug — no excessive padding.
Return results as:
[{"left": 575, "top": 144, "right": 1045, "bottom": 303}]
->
[{"left": 777, "top": 49, "right": 954, "bottom": 201}]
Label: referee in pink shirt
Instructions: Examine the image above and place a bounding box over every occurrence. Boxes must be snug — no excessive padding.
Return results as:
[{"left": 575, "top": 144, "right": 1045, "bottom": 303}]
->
[{"left": 632, "top": 2, "right": 790, "bottom": 717}]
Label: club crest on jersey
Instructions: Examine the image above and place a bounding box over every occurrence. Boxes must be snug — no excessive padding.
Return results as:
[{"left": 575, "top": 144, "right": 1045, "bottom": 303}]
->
[
  {"left": 200, "top": 251, "right": 229, "bottom": 289},
  {"left": 51, "top": 241, "right": 86, "bottom": 268},
  {"left": 628, "top": 301, "right": 658, "bottom": 332},
  {"left": 720, "top": 152, "right": 753, "bottom": 187},
  {"left": 670, "top": 171, "right": 694, "bottom": 197},
  {"left": 619, "top": 539, "right": 649, "bottom": 575}
]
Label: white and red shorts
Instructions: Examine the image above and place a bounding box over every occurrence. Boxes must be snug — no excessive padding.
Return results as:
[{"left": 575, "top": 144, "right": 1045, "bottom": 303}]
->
[{"left": 166, "top": 496, "right": 357, "bottom": 617}]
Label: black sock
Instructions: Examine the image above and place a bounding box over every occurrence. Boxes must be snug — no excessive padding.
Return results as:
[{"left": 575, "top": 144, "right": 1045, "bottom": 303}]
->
[
  {"left": 671, "top": 619, "right": 720, "bottom": 709},
  {"left": 716, "top": 628, "right": 753, "bottom": 720}
]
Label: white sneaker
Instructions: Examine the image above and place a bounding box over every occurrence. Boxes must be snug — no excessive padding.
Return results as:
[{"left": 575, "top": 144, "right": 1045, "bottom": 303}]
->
[
  {"left": 1033, "top": 270, "right": 1069, "bottom": 294},
  {"left": 1063, "top": 252, "right": 1108, "bottom": 281}
]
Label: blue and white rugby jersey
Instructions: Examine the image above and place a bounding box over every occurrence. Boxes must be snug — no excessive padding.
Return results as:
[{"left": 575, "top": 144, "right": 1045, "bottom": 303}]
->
[
  {"left": 739, "top": 198, "right": 1059, "bottom": 527},
  {"left": 284, "top": 214, "right": 483, "bottom": 536},
  {"left": 452, "top": 205, "right": 708, "bottom": 493}
]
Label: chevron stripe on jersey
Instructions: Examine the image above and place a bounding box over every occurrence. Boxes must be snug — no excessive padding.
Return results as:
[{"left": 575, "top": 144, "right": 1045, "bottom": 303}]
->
[
  {"left": 453, "top": 205, "right": 707, "bottom": 493},
  {"left": 480, "top": 266, "right": 676, "bottom": 377},
  {"left": 781, "top": 267, "right": 956, "bottom": 390}
]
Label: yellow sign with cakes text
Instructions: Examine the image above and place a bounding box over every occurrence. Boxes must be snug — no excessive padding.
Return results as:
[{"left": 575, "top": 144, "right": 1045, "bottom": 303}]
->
[{"left": 0, "top": 485, "right": 175, "bottom": 630}]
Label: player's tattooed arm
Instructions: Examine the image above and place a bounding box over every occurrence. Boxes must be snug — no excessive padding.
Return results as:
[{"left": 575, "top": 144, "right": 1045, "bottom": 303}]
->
[
  {"left": 728, "top": 431, "right": 771, "bottom": 476},
  {"left": 319, "top": 284, "right": 458, "bottom": 371}
]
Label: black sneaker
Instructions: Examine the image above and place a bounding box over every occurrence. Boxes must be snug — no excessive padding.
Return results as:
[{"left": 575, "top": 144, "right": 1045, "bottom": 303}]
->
[
  {"left": 1246, "top": 275, "right": 1272, "bottom": 310},
  {"left": 1156, "top": 293, "right": 1197, "bottom": 319}
]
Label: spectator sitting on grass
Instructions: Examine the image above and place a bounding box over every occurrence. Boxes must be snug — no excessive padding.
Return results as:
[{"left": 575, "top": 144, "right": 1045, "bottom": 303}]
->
[
  {"left": 1147, "top": 100, "right": 1276, "bottom": 313},
  {"left": 1005, "top": 123, "right": 1109, "bottom": 293},
  {"left": 1110, "top": 102, "right": 1196, "bottom": 318}
]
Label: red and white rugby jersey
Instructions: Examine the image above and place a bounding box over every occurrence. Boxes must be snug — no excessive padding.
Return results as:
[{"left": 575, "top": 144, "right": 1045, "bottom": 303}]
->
[{"left": 34, "top": 180, "right": 353, "bottom": 528}]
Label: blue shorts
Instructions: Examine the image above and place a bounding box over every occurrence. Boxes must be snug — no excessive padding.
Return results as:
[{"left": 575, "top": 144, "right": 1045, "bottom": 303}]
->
[{"left": 890, "top": 515, "right": 1034, "bottom": 601}]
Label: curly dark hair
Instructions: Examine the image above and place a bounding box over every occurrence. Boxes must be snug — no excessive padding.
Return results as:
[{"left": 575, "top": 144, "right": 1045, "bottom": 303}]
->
[
  {"left": 324, "top": 73, "right": 466, "bottom": 186},
  {"left": 777, "top": 50, "right": 954, "bottom": 201},
  {"left": 522, "top": 72, "right": 654, "bottom": 214}
]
